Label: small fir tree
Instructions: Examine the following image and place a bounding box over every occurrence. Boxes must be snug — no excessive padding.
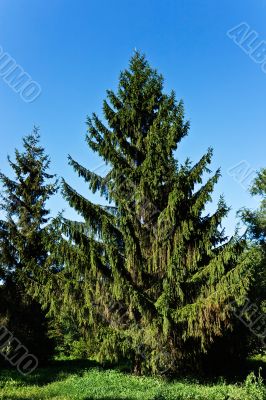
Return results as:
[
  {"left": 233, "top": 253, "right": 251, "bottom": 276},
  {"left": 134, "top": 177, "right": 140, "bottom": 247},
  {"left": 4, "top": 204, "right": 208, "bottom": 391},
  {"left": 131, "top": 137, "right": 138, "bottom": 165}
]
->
[{"left": 0, "top": 128, "right": 58, "bottom": 364}]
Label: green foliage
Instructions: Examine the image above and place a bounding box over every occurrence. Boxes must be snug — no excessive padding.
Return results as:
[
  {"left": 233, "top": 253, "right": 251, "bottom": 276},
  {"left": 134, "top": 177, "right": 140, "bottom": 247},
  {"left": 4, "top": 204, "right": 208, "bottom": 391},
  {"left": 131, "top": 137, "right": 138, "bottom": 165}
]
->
[
  {"left": 0, "top": 363, "right": 265, "bottom": 399},
  {"left": 44, "top": 53, "right": 253, "bottom": 374},
  {"left": 0, "top": 128, "right": 58, "bottom": 364},
  {"left": 48, "top": 312, "right": 92, "bottom": 359},
  {"left": 241, "top": 170, "right": 266, "bottom": 302},
  {"left": 241, "top": 168, "right": 266, "bottom": 245},
  {"left": 239, "top": 168, "right": 266, "bottom": 354}
]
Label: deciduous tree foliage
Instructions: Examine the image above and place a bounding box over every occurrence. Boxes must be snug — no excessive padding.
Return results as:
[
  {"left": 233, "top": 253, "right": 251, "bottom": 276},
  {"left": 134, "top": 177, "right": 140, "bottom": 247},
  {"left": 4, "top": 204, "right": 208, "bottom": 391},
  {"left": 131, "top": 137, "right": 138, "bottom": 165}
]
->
[
  {"left": 0, "top": 128, "right": 57, "bottom": 364},
  {"left": 46, "top": 53, "right": 253, "bottom": 374}
]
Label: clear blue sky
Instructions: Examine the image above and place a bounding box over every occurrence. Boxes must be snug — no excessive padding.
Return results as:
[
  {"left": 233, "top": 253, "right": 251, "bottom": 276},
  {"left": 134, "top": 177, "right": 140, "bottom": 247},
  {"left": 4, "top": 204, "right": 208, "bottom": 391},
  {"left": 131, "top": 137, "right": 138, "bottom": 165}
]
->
[{"left": 0, "top": 0, "right": 265, "bottom": 237}]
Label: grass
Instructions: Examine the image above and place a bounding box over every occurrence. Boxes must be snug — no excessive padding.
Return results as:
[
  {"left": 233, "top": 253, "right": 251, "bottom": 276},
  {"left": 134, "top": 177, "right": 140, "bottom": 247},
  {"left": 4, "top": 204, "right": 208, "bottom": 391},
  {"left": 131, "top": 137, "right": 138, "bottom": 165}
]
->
[{"left": 0, "top": 358, "right": 265, "bottom": 400}]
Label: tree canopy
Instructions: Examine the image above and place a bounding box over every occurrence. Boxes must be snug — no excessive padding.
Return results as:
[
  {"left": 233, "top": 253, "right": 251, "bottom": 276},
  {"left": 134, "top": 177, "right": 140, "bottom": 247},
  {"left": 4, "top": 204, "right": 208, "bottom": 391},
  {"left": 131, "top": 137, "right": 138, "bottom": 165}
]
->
[
  {"left": 26, "top": 54, "right": 256, "bottom": 375},
  {"left": 0, "top": 128, "right": 58, "bottom": 364}
]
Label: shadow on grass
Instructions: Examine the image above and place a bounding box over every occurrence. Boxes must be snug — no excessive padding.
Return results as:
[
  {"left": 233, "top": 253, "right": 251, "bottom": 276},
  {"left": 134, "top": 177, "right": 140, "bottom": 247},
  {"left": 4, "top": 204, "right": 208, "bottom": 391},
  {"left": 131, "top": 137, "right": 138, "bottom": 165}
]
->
[
  {"left": 172, "top": 357, "right": 266, "bottom": 385},
  {"left": 245, "top": 356, "right": 266, "bottom": 379},
  {"left": 0, "top": 355, "right": 265, "bottom": 392},
  {"left": 0, "top": 358, "right": 102, "bottom": 387}
]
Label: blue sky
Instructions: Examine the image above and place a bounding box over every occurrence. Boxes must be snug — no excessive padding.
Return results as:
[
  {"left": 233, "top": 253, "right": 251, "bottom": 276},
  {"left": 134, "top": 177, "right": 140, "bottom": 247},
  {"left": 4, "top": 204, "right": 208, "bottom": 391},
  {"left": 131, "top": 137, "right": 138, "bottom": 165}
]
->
[{"left": 0, "top": 0, "right": 265, "bottom": 236}]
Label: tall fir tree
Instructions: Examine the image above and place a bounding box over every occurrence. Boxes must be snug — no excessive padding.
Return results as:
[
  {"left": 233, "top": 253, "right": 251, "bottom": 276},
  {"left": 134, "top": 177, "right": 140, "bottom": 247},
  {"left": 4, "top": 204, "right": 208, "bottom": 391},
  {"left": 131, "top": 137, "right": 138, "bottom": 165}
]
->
[
  {"left": 0, "top": 128, "right": 58, "bottom": 364},
  {"left": 45, "top": 53, "right": 253, "bottom": 374}
]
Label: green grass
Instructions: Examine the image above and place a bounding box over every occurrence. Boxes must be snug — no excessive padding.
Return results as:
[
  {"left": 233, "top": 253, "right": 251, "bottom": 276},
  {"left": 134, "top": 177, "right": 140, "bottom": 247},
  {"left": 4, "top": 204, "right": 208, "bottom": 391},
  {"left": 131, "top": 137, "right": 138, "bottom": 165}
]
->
[{"left": 0, "top": 359, "right": 265, "bottom": 400}]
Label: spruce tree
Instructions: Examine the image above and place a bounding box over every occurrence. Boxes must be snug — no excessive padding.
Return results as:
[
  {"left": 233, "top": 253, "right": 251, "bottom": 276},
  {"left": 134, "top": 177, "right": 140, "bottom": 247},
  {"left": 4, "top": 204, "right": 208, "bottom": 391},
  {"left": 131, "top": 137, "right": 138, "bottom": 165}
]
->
[
  {"left": 48, "top": 53, "right": 252, "bottom": 374},
  {"left": 240, "top": 168, "right": 266, "bottom": 350},
  {"left": 0, "top": 128, "right": 58, "bottom": 364},
  {"left": 241, "top": 168, "right": 266, "bottom": 245}
]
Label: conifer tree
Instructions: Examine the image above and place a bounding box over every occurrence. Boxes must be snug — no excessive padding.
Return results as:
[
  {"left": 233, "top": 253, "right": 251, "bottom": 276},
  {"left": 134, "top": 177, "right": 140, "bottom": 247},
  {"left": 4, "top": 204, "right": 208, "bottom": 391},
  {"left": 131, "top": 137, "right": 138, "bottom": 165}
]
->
[
  {"left": 0, "top": 128, "right": 58, "bottom": 364},
  {"left": 240, "top": 169, "right": 266, "bottom": 335},
  {"left": 242, "top": 168, "right": 266, "bottom": 245},
  {"left": 48, "top": 53, "right": 252, "bottom": 374}
]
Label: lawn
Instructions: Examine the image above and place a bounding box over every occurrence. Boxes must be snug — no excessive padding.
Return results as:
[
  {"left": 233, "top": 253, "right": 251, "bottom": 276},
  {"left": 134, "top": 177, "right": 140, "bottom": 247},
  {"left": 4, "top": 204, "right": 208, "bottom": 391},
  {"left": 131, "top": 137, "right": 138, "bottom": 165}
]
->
[{"left": 0, "top": 358, "right": 265, "bottom": 400}]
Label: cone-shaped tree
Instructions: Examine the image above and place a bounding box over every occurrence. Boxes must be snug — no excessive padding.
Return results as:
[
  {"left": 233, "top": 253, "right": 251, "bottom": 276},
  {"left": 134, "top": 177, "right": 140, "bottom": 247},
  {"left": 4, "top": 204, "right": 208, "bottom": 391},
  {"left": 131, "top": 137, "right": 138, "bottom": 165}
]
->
[
  {"left": 50, "top": 53, "right": 252, "bottom": 374},
  {"left": 0, "top": 128, "right": 58, "bottom": 364}
]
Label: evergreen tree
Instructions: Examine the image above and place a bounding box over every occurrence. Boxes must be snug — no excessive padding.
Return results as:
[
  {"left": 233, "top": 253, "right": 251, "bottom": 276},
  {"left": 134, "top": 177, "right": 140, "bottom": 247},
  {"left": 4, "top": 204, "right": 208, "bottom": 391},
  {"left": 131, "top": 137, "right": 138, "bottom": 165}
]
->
[
  {"left": 47, "top": 53, "right": 252, "bottom": 374},
  {"left": 0, "top": 128, "right": 58, "bottom": 364},
  {"left": 241, "top": 169, "right": 266, "bottom": 306},
  {"left": 241, "top": 168, "right": 266, "bottom": 245},
  {"left": 240, "top": 169, "right": 266, "bottom": 342}
]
